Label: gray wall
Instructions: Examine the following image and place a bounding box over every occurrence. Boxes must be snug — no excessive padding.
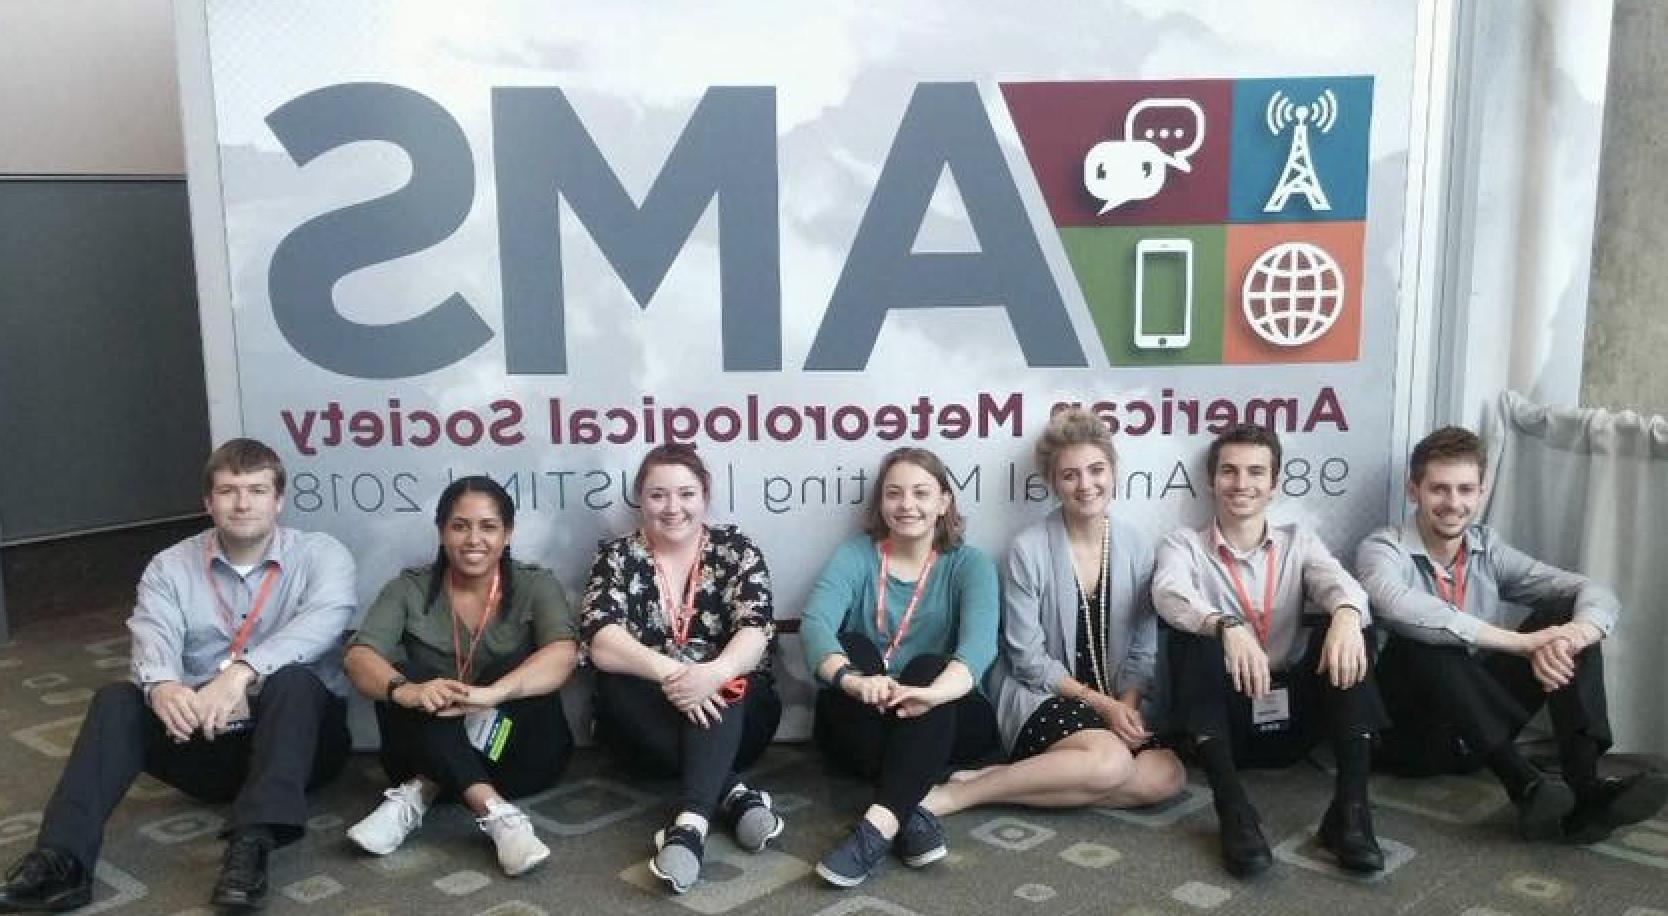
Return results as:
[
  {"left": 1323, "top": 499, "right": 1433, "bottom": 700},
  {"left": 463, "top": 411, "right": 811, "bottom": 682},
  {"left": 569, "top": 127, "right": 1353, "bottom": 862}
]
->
[
  {"left": 1583, "top": 0, "right": 1668, "bottom": 416},
  {"left": 0, "top": 180, "right": 209, "bottom": 542}
]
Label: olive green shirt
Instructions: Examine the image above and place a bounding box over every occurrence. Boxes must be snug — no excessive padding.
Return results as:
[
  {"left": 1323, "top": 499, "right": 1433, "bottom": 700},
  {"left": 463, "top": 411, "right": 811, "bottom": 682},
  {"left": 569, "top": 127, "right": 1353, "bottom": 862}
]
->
[{"left": 350, "top": 562, "right": 577, "bottom": 686}]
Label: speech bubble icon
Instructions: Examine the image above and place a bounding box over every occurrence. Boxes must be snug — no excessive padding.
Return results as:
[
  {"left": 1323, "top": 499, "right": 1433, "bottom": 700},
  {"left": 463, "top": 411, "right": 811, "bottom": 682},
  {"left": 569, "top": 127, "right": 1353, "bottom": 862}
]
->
[
  {"left": 1084, "top": 140, "right": 1169, "bottom": 214},
  {"left": 1123, "top": 97, "right": 1205, "bottom": 173}
]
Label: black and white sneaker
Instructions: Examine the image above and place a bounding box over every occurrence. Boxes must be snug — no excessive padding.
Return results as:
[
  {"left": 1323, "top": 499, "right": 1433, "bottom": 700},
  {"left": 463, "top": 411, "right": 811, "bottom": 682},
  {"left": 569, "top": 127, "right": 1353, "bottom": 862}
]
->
[
  {"left": 720, "top": 784, "right": 785, "bottom": 853},
  {"left": 649, "top": 824, "right": 705, "bottom": 894}
]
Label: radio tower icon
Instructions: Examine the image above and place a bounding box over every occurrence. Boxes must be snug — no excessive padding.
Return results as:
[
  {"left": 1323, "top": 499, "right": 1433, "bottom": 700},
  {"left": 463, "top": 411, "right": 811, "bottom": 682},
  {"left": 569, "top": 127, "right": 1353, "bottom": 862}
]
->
[{"left": 1263, "top": 89, "right": 1337, "bottom": 213}]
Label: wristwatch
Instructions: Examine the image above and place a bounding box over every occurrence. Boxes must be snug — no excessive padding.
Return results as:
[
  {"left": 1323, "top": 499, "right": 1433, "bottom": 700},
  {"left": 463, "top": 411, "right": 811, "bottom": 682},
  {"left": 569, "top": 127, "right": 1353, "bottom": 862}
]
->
[
  {"left": 385, "top": 674, "right": 410, "bottom": 702},
  {"left": 1214, "top": 615, "right": 1245, "bottom": 638}
]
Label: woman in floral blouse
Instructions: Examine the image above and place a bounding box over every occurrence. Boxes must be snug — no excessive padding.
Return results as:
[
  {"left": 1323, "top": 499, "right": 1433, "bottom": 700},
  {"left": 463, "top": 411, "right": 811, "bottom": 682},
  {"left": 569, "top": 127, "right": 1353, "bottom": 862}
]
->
[{"left": 580, "top": 444, "right": 782, "bottom": 895}]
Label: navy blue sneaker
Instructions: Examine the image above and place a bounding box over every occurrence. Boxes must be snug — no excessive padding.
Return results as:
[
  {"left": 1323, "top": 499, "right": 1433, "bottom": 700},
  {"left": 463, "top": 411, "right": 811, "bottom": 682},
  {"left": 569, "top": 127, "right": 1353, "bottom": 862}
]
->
[
  {"left": 895, "top": 807, "right": 947, "bottom": 867},
  {"left": 816, "top": 819, "right": 890, "bottom": 887}
]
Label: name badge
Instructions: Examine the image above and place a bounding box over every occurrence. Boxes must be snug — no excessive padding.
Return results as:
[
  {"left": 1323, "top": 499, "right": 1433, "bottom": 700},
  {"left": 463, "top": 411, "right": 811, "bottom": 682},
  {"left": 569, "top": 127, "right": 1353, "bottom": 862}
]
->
[
  {"left": 1251, "top": 687, "right": 1291, "bottom": 732},
  {"left": 464, "top": 708, "right": 514, "bottom": 762}
]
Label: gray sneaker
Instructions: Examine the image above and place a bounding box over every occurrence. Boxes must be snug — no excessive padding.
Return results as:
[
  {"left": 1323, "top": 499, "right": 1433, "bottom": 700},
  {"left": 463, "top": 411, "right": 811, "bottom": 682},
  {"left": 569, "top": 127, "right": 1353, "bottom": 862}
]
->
[
  {"left": 895, "top": 807, "right": 947, "bottom": 867},
  {"left": 649, "top": 825, "right": 704, "bottom": 894},
  {"left": 720, "top": 785, "right": 785, "bottom": 853},
  {"left": 816, "top": 819, "right": 890, "bottom": 887}
]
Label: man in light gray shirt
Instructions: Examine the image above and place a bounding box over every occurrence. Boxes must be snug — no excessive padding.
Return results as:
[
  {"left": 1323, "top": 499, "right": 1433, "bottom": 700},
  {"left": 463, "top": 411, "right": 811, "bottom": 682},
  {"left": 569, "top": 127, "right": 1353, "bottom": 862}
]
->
[
  {"left": 1358, "top": 426, "right": 1666, "bottom": 844},
  {"left": 0, "top": 439, "right": 357, "bottom": 913},
  {"left": 1154, "top": 424, "right": 1387, "bottom": 879}
]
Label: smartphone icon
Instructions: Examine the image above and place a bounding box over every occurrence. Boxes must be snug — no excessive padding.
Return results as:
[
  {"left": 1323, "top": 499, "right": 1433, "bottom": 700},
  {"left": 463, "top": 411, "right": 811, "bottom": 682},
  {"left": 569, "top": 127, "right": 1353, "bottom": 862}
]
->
[{"left": 1133, "top": 238, "right": 1193, "bottom": 350}]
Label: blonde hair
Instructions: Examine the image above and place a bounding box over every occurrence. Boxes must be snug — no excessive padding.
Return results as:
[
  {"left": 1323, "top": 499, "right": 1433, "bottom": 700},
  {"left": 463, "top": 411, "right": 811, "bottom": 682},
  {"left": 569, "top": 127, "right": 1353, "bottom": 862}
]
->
[{"left": 1034, "top": 406, "right": 1117, "bottom": 481}]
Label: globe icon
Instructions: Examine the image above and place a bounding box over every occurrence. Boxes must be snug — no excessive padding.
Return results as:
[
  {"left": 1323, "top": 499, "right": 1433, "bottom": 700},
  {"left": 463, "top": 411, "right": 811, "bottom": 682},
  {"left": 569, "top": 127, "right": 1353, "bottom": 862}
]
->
[{"left": 1240, "top": 242, "right": 1346, "bottom": 347}]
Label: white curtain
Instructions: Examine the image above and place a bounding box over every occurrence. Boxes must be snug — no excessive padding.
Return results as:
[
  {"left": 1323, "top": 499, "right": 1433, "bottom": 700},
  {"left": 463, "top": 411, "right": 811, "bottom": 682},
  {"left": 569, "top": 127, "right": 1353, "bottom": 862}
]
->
[{"left": 1483, "top": 390, "right": 1668, "bottom": 754}]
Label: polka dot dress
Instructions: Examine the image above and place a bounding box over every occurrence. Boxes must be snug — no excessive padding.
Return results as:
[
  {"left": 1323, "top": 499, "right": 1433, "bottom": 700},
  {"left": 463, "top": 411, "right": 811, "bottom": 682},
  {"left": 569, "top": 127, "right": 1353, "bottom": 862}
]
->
[{"left": 1011, "top": 579, "right": 1112, "bottom": 760}]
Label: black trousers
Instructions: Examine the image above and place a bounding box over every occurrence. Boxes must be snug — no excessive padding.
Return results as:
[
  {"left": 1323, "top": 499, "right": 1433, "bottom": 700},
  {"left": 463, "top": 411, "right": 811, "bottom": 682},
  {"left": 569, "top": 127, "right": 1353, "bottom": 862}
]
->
[
  {"left": 37, "top": 666, "right": 350, "bottom": 870},
  {"left": 1166, "top": 623, "right": 1388, "bottom": 769},
  {"left": 1375, "top": 605, "right": 1611, "bottom": 776},
  {"left": 592, "top": 670, "right": 780, "bottom": 819},
  {"left": 815, "top": 633, "right": 1001, "bottom": 823},
  {"left": 375, "top": 691, "right": 573, "bottom": 801}
]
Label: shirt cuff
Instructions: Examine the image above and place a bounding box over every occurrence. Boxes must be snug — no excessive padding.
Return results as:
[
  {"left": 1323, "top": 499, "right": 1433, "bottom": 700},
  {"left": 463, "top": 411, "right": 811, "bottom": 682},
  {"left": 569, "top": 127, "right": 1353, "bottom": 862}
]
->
[
  {"left": 1447, "top": 611, "right": 1485, "bottom": 646},
  {"left": 237, "top": 646, "right": 283, "bottom": 681},
  {"left": 133, "top": 663, "right": 181, "bottom": 688},
  {"left": 1572, "top": 611, "right": 1612, "bottom": 641},
  {"left": 1334, "top": 602, "right": 1370, "bottom": 626}
]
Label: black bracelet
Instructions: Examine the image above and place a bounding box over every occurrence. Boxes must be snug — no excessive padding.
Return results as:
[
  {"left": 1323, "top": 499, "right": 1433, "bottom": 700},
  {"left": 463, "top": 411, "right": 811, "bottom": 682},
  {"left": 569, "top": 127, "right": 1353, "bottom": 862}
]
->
[{"left": 830, "top": 663, "right": 855, "bottom": 691}]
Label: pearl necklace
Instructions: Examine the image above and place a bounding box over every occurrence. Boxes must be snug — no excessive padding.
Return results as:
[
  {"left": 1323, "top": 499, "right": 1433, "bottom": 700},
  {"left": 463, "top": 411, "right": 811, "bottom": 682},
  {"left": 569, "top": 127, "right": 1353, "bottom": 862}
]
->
[{"left": 1075, "top": 515, "right": 1112, "bottom": 695}]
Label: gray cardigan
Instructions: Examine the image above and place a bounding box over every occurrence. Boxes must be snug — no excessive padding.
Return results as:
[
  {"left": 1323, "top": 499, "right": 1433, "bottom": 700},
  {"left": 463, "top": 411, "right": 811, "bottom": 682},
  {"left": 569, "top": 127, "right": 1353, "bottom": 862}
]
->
[{"left": 990, "top": 510, "right": 1160, "bottom": 752}]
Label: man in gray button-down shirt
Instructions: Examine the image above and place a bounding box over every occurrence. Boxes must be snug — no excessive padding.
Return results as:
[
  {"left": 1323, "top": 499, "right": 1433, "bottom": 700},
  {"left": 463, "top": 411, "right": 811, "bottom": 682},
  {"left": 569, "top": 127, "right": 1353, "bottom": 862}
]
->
[
  {"left": 0, "top": 439, "right": 357, "bottom": 913},
  {"left": 1359, "top": 426, "right": 1666, "bottom": 845},
  {"left": 1154, "top": 424, "right": 1388, "bottom": 880}
]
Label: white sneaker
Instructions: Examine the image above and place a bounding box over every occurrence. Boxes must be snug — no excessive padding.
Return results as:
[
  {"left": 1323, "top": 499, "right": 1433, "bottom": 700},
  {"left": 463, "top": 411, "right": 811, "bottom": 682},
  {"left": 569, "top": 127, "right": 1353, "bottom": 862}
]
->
[
  {"left": 348, "top": 779, "right": 428, "bottom": 855},
  {"left": 477, "top": 800, "right": 549, "bottom": 877}
]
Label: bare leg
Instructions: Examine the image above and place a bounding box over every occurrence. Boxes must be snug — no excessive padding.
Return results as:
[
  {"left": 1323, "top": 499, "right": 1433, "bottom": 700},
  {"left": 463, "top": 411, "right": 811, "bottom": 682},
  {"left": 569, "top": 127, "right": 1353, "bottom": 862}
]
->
[
  {"left": 922, "top": 731, "right": 1185, "bottom": 816},
  {"left": 413, "top": 776, "right": 442, "bottom": 805},
  {"left": 461, "top": 782, "right": 502, "bottom": 816},
  {"left": 862, "top": 803, "right": 901, "bottom": 839},
  {"left": 947, "top": 765, "right": 1001, "bottom": 784}
]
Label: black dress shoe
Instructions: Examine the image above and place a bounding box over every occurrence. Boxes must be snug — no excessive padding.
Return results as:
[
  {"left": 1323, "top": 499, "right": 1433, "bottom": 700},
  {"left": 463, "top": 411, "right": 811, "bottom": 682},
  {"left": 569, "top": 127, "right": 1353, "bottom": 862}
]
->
[
  {"left": 1318, "top": 799, "right": 1385, "bottom": 873},
  {"left": 1217, "top": 803, "right": 1273, "bottom": 879},
  {"left": 210, "top": 832, "right": 272, "bottom": 910},
  {"left": 1514, "top": 776, "right": 1575, "bottom": 841},
  {"left": 1564, "top": 771, "right": 1668, "bottom": 845},
  {"left": 0, "top": 847, "right": 92, "bottom": 913}
]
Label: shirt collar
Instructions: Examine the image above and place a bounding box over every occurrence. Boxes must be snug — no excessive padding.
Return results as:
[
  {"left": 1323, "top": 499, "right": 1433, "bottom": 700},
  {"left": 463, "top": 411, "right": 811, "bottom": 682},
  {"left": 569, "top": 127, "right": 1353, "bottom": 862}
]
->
[
  {"left": 1401, "top": 520, "right": 1482, "bottom": 564},
  {"left": 205, "top": 527, "right": 286, "bottom": 573},
  {"left": 1209, "top": 520, "right": 1274, "bottom": 560}
]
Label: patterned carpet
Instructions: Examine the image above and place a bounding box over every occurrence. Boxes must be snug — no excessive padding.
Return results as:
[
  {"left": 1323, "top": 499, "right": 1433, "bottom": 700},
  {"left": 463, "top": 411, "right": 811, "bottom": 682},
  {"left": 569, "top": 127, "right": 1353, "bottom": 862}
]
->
[{"left": 3, "top": 531, "right": 1667, "bottom": 915}]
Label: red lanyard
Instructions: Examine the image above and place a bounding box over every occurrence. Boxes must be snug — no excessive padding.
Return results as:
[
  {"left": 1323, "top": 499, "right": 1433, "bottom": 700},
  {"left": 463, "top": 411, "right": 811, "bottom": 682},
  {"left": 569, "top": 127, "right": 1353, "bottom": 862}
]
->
[
  {"left": 1216, "top": 543, "right": 1278, "bottom": 646},
  {"left": 1433, "top": 540, "right": 1469, "bottom": 610},
  {"left": 204, "top": 537, "right": 282, "bottom": 660},
  {"left": 651, "top": 529, "right": 707, "bottom": 646},
  {"left": 449, "top": 569, "right": 502, "bottom": 684},
  {"left": 876, "top": 542, "right": 938, "bottom": 664}
]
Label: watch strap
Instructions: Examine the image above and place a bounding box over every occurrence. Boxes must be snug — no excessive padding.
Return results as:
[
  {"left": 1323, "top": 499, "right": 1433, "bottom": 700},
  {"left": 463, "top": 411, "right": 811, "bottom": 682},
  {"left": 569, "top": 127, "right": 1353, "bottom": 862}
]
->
[
  {"left": 830, "top": 663, "right": 855, "bottom": 691},
  {"left": 385, "top": 674, "right": 409, "bottom": 702}
]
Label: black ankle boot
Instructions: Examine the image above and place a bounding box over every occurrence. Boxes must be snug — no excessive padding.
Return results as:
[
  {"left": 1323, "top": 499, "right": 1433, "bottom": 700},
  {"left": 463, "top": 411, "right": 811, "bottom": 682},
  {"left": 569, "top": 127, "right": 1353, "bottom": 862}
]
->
[
  {"left": 1217, "top": 802, "right": 1273, "bottom": 879},
  {"left": 211, "top": 831, "right": 272, "bottom": 910},
  {"left": 1318, "top": 799, "right": 1385, "bottom": 873}
]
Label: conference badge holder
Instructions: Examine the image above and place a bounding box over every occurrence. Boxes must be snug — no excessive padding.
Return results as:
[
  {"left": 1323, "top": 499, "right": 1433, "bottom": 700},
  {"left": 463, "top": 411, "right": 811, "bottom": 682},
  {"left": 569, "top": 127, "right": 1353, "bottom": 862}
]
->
[
  {"left": 1251, "top": 676, "right": 1291, "bottom": 734},
  {"left": 465, "top": 708, "right": 514, "bottom": 762}
]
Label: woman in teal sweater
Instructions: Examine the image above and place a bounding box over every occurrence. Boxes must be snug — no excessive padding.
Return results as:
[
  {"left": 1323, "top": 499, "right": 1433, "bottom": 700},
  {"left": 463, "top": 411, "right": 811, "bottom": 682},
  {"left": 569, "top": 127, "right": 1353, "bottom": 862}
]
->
[{"left": 801, "top": 447, "right": 1001, "bottom": 887}]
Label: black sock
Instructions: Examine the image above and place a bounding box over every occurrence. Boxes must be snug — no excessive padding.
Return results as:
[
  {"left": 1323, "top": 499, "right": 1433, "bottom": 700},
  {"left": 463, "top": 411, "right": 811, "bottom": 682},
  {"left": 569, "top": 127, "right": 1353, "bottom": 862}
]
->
[
  {"left": 1334, "top": 732, "right": 1373, "bottom": 805},
  {"left": 1560, "top": 734, "right": 1603, "bottom": 799},
  {"left": 232, "top": 825, "right": 275, "bottom": 846},
  {"left": 1196, "top": 736, "right": 1249, "bottom": 811},
  {"left": 1485, "top": 743, "right": 1541, "bottom": 801}
]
